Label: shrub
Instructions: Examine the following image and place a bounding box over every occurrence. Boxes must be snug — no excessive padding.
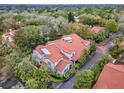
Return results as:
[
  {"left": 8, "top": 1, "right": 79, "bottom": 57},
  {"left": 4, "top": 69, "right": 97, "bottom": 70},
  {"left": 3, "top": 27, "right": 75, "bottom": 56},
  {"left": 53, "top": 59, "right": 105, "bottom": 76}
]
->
[
  {"left": 79, "top": 14, "right": 104, "bottom": 26},
  {"left": 114, "top": 34, "right": 124, "bottom": 45},
  {"left": 13, "top": 15, "right": 25, "bottom": 21},
  {"left": 49, "top": 28, "right": 60, "bottom": 41},
  {"left": 2, "top": 16, "right": 25, "bottom": 30},
  {"left": 0, "top": 44, "right": 13, "bottom": 56},
  {"left": 64, "top": 66, "right": 75, "bottom": 79},
  {"left": 76, "top": 50, "right": 90, "bottom": 69},
  {"left": 109, "top": 45, "right": 124, "bottom": 58},
  {"left": 25, "top": 79, "right": 39, "bottom": 89},
  {"left": 92, "top": 55, "right": 112, "bottom": 82},
  {"left": 26, "top": 18, "right": 47, "bottom": 26},
  {"left": 90, "top": 41, "right": 96, "bottom": 54},
  {"left": 50, "top": 72, "right": 64, "bottom": 79},
  {"left": 118, "top": 23, "right": 124, "bottom": 33},
  {"left": 14, "top": 62, "right": 51, "bottom": 89},
  {"left": 105, "top": 19, "right": 118, "bottom": 32},
  {"left": 93, "top": 29, "right": 109, "bottom": 43},
  {"left": 74, "top": 69, "right": 94, "bottom": 89}
]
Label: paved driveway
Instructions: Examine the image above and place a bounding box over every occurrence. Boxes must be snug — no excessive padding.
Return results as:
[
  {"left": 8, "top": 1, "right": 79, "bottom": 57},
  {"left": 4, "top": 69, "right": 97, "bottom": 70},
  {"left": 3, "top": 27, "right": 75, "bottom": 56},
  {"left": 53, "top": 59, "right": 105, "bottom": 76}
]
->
[{"left": 58, "top": 50, "right": 102, "bottom": 89}]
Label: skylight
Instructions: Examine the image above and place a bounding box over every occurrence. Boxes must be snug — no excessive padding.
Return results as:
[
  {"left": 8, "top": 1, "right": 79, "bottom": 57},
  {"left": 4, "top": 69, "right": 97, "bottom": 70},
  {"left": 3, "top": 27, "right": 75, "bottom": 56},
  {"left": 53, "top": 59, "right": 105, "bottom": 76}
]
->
[
  {"left": 41, "top": 48, "right": 51, "bottom": 55},
  {"left": 63, "top": 37, "right": 72, "bottom": 43}
]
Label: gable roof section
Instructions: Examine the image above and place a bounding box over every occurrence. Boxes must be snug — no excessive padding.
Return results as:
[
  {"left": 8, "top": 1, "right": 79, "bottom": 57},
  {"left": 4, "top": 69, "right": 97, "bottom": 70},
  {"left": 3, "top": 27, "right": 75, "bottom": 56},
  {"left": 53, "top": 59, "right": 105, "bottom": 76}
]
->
[
  {"left": 47, "top": 34, "right": 90, "bottom": 61},
  {"left": 45, "top": 44, "right": 63, "bottom": 62},
  {"left": 56, "top": 60, "right": 72, "bottom": 72},
  {"left": 93, "top": 63, "right": 124, "bottom": 89}
]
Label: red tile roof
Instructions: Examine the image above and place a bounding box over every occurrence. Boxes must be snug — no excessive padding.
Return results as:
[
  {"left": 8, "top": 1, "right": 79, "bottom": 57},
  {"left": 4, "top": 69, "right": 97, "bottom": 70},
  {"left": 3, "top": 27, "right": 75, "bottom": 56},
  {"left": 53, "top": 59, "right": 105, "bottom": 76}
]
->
[
  {"left": 47, "top": 34, "right": 90, "bottom": 61},
  {"left": 91, "top": 26, "right": 102, "bottom": 33},
  {"left": 35, "top": 34, "right": 90, "bottom": 72},
  {"left": 45, "top": 44, "right": 63, "bottom": 62},
  {"left": 56, "top": 60, "right": 72, "bottom": 72},
  {"left": 93, "top": 63, "right": 124, "bottom": 89}
]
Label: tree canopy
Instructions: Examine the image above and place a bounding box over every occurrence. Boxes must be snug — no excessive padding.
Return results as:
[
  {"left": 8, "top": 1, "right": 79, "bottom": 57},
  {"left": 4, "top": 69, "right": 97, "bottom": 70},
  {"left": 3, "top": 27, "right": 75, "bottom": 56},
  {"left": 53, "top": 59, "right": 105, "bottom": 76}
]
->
[
  {"left": 74, "top": 70, "right": 94, "bottom": 89},
  {"left": 106, "top": 19, "right": 118, "bottom": 32},
  {"left": 14, "top": 26, "right": 44, "bottom": 54}
]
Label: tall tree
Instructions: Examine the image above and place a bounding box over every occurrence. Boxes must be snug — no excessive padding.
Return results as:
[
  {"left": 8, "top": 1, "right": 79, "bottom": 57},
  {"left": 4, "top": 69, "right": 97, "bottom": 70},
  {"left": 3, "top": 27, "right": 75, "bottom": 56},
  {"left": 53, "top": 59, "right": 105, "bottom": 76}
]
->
[{"left": 68, "top": 12, "right": 75, "bottom": 23}]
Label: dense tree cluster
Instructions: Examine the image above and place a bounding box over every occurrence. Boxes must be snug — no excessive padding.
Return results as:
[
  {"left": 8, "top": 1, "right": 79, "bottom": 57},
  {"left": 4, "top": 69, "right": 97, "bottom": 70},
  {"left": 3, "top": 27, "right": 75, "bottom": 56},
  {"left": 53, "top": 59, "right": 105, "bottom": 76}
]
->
[
  {"left": 0, "top": 5, "right": 122, "bottom": 89},
  {"left": 92, "top": 55, "right": 112, "bottom": 81},
  {"left": 93, "top": 29, "right": 109, "bottom": 43},
  {"left": 14, "top": 26, "right": 44, "bottom": 54},
  {"left": 15, "top": 62, "right": 51, "bottom": 89},
  {"left": 74, "top": 70, "right": 94, "bottom": 89},
  {"left": 105, "top": 19, "right": 118, "bottom": 32},
  {"left": 79, "top": 14, "right": 105, "bottom": 26}
]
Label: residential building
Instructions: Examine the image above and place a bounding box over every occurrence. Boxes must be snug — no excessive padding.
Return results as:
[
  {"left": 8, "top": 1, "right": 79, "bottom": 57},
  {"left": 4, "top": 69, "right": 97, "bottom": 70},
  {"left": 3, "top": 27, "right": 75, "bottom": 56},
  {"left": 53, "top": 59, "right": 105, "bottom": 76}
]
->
[
  {"left": 93, "top": 63, "right": 124, "bottom": 89},
  {"left": 2, "top": 29, "right": 16, "bottom": 48},
  {"left": 32, "top": 34, "right": 90, "bottom": 75}
]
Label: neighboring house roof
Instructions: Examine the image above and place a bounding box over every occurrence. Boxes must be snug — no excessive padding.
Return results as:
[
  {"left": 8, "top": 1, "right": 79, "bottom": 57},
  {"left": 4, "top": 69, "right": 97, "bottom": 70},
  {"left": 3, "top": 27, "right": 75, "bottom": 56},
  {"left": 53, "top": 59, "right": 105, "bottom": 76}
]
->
[
  {"left": 93, "top": 63, "right": 124, "bottom": 89},
  {"left": 35, "top": 34, "right": 90, "bottom": 73},
  {"left": 91, "top": 26, "right": 102, "bottom": 33}
]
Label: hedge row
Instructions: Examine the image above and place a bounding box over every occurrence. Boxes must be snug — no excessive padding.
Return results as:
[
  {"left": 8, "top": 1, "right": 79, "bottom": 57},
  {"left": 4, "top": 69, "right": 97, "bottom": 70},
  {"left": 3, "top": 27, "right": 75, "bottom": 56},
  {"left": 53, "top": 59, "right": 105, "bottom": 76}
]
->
[{"left": 74, "top": 55, "right": 113, "bottom": 89}]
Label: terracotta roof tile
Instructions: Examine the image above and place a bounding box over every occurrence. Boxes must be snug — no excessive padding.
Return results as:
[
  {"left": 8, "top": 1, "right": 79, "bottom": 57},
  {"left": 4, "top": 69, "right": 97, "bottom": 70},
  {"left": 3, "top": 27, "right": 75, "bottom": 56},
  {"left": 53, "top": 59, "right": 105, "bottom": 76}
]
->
[
  {"left": 56, "top": 60, "right": 72, "bottom": 72},
  {"left": 48, "top": 34, "right": 90, "bottom": 61},
  {"left": 93, "top": 63, "right": 124, "bottom": 89}
]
